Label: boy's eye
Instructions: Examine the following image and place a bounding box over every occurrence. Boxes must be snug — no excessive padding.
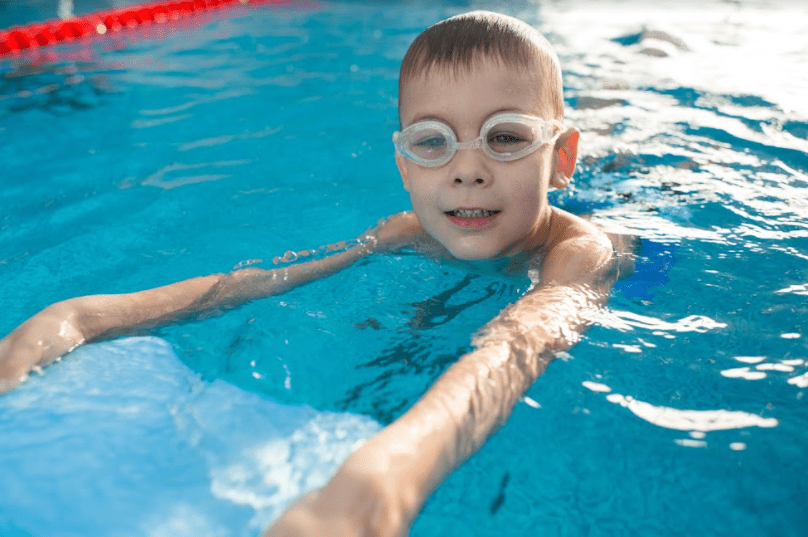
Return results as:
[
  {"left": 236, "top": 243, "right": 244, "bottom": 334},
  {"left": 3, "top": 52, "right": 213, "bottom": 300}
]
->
[
  {"left": 410, "top": 131, "right": 450, "bottom": 159},
  {"left": 413, "top": 135, "right": 447, "bottom": 148},
  {"left": 489, "top": 133, "right": 524, "bottom": 144},
  {"left": 487, "top": 129, "right": 531, "bottom": 153}
]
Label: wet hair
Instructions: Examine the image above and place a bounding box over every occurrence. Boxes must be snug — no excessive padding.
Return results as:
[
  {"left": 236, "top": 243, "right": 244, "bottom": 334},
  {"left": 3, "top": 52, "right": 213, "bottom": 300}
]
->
[{"left": 399, "top": 11, "right": 564, "bottom": 121}]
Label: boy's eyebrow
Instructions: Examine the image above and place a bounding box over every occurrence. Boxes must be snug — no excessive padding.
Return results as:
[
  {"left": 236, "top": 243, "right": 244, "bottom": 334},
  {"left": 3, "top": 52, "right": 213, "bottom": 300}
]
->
[{"left": 408, "top": 113, "right": 454, "bottom": 127}]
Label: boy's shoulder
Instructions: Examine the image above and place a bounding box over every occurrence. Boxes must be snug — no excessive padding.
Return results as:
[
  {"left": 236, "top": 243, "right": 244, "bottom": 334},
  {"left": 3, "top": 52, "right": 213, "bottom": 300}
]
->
[
  {"left": 539, "top": 208, "right": 617, "bottom": 285},
  {"left": 377, "top": 211, "right": 423, "bottom": 237},
  {"left": 547, "top": 207, "right": 611, "bottom": 247},
  {"left": 371, "top": 211, "right": 426, "bottom": 249}
]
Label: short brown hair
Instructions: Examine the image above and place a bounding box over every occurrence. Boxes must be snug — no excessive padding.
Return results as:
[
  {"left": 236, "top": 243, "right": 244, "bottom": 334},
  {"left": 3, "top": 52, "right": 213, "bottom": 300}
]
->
[{"left": 399, "top": 11, "right": 564, "bottom": 120}]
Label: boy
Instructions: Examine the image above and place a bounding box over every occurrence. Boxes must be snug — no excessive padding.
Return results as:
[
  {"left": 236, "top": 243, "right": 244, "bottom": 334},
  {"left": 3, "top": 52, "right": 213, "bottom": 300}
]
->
[{"left": 0, "top": 11, "right": 628, "bottom": 537}]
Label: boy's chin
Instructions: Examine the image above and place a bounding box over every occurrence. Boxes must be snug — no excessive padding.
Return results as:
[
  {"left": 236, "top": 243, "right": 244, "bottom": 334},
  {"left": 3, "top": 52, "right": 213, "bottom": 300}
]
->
[
  {"left": 446, "top": 244, "right": 506, "bottom": 263},
  {"left": 451, "top": 251, "right": 495, "bottom": 262},
  {"left": 435, "top": 232, "right": 522, "bottom": 262}
]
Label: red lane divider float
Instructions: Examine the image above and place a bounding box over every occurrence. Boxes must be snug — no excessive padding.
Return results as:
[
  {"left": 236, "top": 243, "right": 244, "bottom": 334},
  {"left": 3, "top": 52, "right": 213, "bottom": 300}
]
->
[{"left": 0, "top": 0, "right": 294, "bottom": 57}]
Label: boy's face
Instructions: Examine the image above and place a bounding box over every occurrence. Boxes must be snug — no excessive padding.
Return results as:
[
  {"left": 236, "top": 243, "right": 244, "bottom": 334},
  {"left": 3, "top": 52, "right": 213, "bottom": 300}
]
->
[{"left": 396, "top": 57, "right": 568, "bottom": 261}]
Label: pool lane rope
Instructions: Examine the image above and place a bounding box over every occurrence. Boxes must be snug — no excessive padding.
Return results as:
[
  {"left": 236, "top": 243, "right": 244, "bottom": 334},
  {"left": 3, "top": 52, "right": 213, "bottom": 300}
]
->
[{"left": 0, "top": 0, "right": 294, "bottom": 57}]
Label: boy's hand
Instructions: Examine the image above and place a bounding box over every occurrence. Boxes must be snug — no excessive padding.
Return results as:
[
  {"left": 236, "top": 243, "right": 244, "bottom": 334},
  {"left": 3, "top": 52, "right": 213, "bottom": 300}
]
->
[
  {"left": 0, "top": 303, "right": 85, "bottom": 394},
  {"left": 264, "top": 446, "right": 417, "bottom": 537}
]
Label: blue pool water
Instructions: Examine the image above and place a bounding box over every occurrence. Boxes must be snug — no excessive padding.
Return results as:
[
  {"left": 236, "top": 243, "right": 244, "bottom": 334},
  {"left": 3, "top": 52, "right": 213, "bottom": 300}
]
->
[{"left": 1, "top": 1, "right": 807, "bottom": 536}]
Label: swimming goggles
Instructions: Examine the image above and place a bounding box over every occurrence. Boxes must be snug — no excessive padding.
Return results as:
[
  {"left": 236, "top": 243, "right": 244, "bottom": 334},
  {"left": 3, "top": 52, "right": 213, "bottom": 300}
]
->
[{"left": 393, "top": 112, "right": 563, "bottom": 168}]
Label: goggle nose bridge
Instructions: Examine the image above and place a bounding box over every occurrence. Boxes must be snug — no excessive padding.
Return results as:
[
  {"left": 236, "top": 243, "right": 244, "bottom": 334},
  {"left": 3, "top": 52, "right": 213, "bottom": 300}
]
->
[{"left": 454, "top": 136, "right": 484, "bottom": 152}]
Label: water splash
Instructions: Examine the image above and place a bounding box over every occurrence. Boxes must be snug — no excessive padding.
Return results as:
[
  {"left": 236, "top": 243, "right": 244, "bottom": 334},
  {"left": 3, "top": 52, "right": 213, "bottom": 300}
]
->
[{"left": 271, "top": 237, "right": 375, "bottom": 267}]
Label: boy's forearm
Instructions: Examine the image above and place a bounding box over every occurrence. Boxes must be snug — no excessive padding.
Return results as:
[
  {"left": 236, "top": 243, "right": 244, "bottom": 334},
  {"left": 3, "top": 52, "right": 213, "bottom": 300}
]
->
[
  {"left": 368, "top": 342, "right": 550, "bottom": 506},
  {"left": 6, "top": 216, "right": 405, "bottom": 355},
  {"left": 57, "top": 237, "right": 383, "bottom": 338},
  {"left": 358, "top": 284, "right": 601, "bottom": 514},
  {"left": 1, "top": 242, "right": 377, "bottom": 393},
  {"left": 68, "top": 274, "right": 226, "bottom": 342},
  {"left": 74, "top": 244, "right": 375, "bottom": 340}
]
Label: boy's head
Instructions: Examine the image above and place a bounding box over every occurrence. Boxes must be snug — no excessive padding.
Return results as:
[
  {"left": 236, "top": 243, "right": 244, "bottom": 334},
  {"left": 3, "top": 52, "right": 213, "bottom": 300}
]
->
[
  {"left": 398, "top": 11, "right": 564, "bottom": 123},
  {"left": 393, "top": 11, "right": 580, "bottom": 262}
]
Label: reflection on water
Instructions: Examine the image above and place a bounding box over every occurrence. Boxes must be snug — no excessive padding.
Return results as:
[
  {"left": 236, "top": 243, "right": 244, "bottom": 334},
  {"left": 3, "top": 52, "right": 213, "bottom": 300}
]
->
[
  {"left": 581, "top": 380, "right": 779, "bottom": 432},
  {"left": 553, "top": 6, "right": 808, "bottom": 271},
  {"left": 544, "top": 5, "right": 807, "bottom": 439},
  {"left": 0, "top": 59, "right": 117, "bottom": 113},
  {"left": 595, "top": 309, "right": 727, "bottom": 334}
]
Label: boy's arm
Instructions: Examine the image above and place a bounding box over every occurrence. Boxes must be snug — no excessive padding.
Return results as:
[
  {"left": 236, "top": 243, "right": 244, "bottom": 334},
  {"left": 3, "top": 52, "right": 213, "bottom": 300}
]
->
[
  {"left": 0, "top": 213, "right": 422, "bottom": 394},
  {"left": 265, "top": 225, "right": 618, "bottom": 537}
]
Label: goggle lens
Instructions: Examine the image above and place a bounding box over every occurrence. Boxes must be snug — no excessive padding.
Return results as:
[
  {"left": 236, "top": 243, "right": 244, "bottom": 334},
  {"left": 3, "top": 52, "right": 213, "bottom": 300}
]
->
[
  {"left": 485, "top": 121, "right": 536, "bottom": 156},
  {"left": 410, "top": 127, "right": 451, "bottom": 162}
]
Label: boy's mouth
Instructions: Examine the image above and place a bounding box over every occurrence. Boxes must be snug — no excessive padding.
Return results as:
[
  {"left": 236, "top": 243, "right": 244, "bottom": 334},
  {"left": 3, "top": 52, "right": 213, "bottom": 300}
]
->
[
  {"left": 445, "top": 208, "right": 500, "bottom": 228},
  {"left": 445, "top": 208, "right": 500, "bottom": 219}
]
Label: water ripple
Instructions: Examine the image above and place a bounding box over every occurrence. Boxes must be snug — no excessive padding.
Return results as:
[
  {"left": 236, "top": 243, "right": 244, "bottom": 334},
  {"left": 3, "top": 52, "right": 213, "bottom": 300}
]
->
[{"left": 141, "top": 160, "right": 251, "bottom": 189}]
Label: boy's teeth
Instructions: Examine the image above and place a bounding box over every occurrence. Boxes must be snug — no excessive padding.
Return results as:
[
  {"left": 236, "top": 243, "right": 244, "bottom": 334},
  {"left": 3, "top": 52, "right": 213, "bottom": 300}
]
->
[{"left": 449, "top": 209, "right": 498, "bottom": 218}]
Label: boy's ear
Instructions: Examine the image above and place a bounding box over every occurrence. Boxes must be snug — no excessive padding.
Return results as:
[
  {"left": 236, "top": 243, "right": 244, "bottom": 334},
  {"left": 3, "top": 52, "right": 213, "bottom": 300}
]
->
[
  {"left": 395, "top": 152, "right": 411, "bottom": 192},
  {"left": 550, "top": 128, "right": 580, "bottom": 190}
]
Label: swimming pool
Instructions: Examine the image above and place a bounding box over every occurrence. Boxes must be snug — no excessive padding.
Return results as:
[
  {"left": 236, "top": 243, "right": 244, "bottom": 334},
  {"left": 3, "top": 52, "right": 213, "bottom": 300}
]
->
[{"left": 1, "top": 0, "right": 806, "bottom": 535}]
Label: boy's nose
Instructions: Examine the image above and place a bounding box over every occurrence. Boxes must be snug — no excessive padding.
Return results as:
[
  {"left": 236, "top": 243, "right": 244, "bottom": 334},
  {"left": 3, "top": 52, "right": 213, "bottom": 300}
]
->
[
  {"left": 453, "top": 176, "right": 487, "bottom": 186},
  {"left": 450, "top": 147, "right": 492, "bottom": 187}
]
